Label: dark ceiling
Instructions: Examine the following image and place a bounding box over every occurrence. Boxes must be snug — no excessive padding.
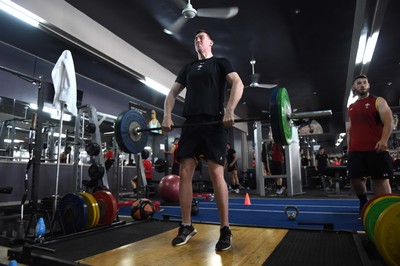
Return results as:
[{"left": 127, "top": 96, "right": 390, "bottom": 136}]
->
[{"left": 1, "top": 0, "right": 400, "bottom": 148}]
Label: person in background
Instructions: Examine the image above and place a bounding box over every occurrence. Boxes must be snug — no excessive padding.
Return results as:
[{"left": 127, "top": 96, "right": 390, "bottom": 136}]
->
[
  {"left": 332, "top": 157, "right": 341, "bottom": 166},
  {"left": 301, "top": 154, "right": 309, "bottom": 167},
  {"left": 271, "top": 141, "right": 285, "bottom": 195},
  {"left": 315, "top": 147, "right": 332, "bottom": 190},
  {"left": 225, "top": 143, "right": 240, "bottom": 193},
  {"left": 131, "top": 149, "right": 153, "bottom": 192},
  {"left": 141, "top": 149, "right": 153, "bottom": 183},
  {"left": 165, "top": 137, "right": 180, "bottom": 175},
  {"left": 104, "top": 149, "right": 115, "bottom": 171},
  {"left": 60, "top": 146, "right": 71, "bottom": 163},
  {"left": 347, "top": 74, "right": 393, "bottom": 214},
  {"left": 162, "top": 29, "right": 244, "bottom": 251}
]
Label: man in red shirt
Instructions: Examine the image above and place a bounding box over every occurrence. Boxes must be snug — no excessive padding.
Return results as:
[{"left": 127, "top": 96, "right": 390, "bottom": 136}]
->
[
  {"left": 271, "top": 141, "right": 285, "bottom": 195},
  {"left": 141, "top": 149, "right": 153, "bottom": 182},
  {"left": 347, "top": 74, "right": 393, "bottom": 214}
]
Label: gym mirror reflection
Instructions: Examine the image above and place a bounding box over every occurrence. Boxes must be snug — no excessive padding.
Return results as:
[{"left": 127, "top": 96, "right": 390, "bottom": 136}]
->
[{"left": 0, "top": 95, "right": 114, "bottom": 164}]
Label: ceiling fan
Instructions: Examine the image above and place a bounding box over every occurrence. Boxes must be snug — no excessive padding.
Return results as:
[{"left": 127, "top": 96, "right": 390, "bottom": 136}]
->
[
  {"left": 163, "top": 0, "right": 239, "bottom": 34},
  {"left": 245, "top": 60, "right": 277, "bottom": 89}
]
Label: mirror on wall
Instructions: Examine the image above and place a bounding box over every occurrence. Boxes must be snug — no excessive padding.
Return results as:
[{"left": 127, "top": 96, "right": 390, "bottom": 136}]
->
[{"left": 0, "top": 95, "right": 116, "bottom": 164}]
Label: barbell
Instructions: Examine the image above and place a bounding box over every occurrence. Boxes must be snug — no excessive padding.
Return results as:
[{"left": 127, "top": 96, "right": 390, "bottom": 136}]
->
[{"left": 114, "top": 88, "right": 332, "bottom": 154}]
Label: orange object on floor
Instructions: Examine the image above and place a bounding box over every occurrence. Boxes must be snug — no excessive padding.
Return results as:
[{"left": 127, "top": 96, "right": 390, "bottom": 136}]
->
[{"left": 244, "top": 193, "right": 252, "bottom": 205}]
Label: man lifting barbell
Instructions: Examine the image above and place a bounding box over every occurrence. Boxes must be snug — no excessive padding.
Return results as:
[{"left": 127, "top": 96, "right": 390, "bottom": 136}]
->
[
  {"left": 162, "top": 29, "right": 244, "bottom": 251},
  {"left": 113, "top": 40, "right": 332, "bottom": 251}
]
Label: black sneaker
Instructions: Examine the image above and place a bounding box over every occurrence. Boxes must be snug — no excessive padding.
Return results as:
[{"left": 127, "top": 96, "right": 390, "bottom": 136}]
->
[
  {"left": 216, "top": 226, "right": 232, "bottom": 251},
  {"left": 172, "top": 224, "right": 197, "bottom": 246}
]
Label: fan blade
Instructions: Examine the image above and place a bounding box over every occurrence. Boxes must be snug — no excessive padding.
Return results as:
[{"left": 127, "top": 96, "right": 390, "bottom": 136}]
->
[
  {"left": 171, "top": 0, "right": 187, "bottom": 9},
  {"left": 197, "top": 7, "right": 238, "bottom": 19},
  {"left": 164, "top": 16, "right": 188, "bottom": 34},
  {"left": 256, "top": 83, "right": 278, "bottom": 89}
]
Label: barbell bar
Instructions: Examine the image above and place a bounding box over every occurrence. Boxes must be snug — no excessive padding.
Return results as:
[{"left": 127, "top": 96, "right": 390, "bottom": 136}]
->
[
  {"left": 114, "top": 88, "right": 332, "bottom": 154},
  {"left": 132, "top": 110, "right": 332, "bottom": 135}
]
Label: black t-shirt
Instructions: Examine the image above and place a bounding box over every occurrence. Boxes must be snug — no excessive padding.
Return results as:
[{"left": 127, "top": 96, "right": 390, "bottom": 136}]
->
[
  {"left": 316, "top": 153, "right": 328, "bottom": 169},
  {"left": 226, "top": 148, "right": 236, "bottom": 164},
  {"left": 175, "top": 57, "right": 234, "bottom": 118}
]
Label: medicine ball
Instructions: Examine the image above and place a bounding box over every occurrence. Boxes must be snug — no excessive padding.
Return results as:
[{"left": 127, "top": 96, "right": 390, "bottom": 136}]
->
[
  {"left": 130, "top": 198, "right": 155, "bottom": 221},
  {"left": 158, "top": 175, "right": 180, "bottom": 203}
]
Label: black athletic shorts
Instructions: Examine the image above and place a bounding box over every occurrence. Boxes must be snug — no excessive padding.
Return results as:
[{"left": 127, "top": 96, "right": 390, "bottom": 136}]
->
[
  {"left": 177, "top": 116, "right": 228, "bottom": 166},
  {"left": 227, "top": 162, "right": 238, "bottom": 172},
  {"left": 347, "top": 151, "right": 393, "bottom": 180},
  {"left": 270, "top": 161, "right": 284, "bottom": 175}
]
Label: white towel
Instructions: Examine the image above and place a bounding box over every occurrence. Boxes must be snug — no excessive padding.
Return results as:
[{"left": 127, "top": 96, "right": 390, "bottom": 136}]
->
[{"left": 51, "top": 50, "right": 78, "bottom": 116}]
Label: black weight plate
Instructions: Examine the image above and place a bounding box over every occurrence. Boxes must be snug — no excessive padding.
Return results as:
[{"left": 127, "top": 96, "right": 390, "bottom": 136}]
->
[
  {"left": 59, "top": 193, "right": 88, "bottom": 234},
  {"left": 85, "top": 122, "right": 96, "bottom": 134},
  {"left": 154, "top": 158, "right": 166, "bottom": 173},
  {"left": 88, "top": 163, "right": 105, "bottom": 179},
  {"left": 86, "top": 142, "right": 101, "bottom": 156}
]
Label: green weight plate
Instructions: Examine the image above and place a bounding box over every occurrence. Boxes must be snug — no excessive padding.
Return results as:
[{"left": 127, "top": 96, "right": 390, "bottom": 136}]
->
[
  {"left": 114, "top": 109, "right": 148, "bottom": 154},
  {"left": 269, "top": 88, "right": 284, "bottom": 145},
  {"left": 93, "top": 190, "right": 117, "bottom": 226},
  {"left": 269, "top": 88, "right": 292, "bottom": 145},
  {"left": 59, "top": 193, "right": 88, "bottom": 234},
  {"left": 364, "top": 195, "right": 400, "bottom": 243},
  {"left": 277, "top": 88, "right": 292, "bottom": 145},
  {"left": 374, "top": 202, "right": 400, "bottom": 266}
]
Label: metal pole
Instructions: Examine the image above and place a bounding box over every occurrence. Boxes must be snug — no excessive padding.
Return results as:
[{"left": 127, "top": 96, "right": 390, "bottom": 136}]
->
[{"left": 54, "top": 104, "right": 64, "bottom": 218}]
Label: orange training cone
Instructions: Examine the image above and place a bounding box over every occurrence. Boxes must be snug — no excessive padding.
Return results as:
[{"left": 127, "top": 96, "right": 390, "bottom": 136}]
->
[{"left": 244, "top": 193, "right": 251, "bottom": 206}]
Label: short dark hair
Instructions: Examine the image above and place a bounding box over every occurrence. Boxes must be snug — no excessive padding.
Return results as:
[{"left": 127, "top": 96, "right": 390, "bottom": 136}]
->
[
  {"left": 352, "top": 74, "right": 368, "bottom": 84},
  {"left": 195, "top": 29, "right": 212, "bottom": 40}
]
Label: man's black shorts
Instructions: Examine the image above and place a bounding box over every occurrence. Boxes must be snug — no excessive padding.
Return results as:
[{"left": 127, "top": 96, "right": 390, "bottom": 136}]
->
[
  {"left": 347, "top": 151, "right": 393, "bottom": 180},
  {"left": 177, "top": 116, "right": 228, "bottom": 166},
  {"left": 227, "top": 163, "right": 238, "bottom": 172}
]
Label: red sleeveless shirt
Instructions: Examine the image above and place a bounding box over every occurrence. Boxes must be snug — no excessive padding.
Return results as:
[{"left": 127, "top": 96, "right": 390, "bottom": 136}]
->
[{"left": 348, "top": 95, "right": 383, "bottom": 151}]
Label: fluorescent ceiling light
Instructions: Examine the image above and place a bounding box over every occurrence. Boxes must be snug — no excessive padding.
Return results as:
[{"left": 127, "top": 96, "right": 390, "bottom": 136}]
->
[
  {"left": 53, "top": 132, "right": 66, "bottom": 138},
  {"left": 4, "top": 139, "right": 24, "bottom": 143},
  {"left": 355, "top": 31, "right": 379, "bottom": 65},
  {"left": 355, "top": 33, "right": 367, "bottom": 64},
  {"left": 163, "top": 29, "right": 173, "bottom": 35},
  {"left": 0, "top": 0, "right": 45, "bottom": 27},
  {"left": 141, "top": 77, "right": 170, "bottom": 95},
  {"left": 29, "top": 103, "right": 71, "bottom": 122},
  {"left": 362, "top": 32, "right": 379, "bottom": 64}
]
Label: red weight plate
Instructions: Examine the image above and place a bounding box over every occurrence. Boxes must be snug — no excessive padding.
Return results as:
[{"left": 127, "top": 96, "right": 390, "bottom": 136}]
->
[{"left": 93, "top": 190, "right": 117, "bottom": 226}]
